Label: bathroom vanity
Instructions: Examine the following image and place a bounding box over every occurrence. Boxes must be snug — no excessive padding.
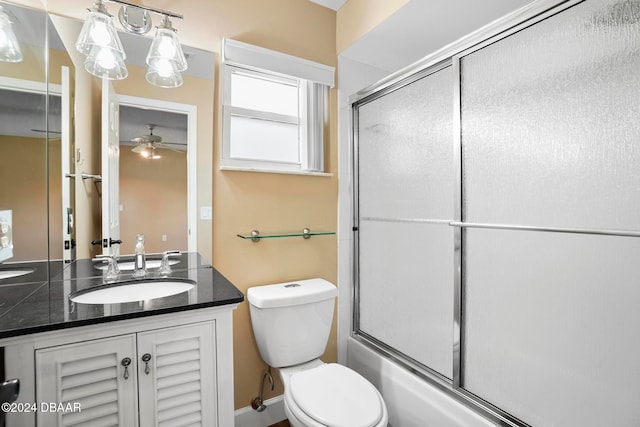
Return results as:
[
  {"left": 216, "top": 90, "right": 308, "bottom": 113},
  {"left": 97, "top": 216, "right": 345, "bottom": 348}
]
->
[{"left": 0, "top": 252, "right": 244, "bottom": 427}]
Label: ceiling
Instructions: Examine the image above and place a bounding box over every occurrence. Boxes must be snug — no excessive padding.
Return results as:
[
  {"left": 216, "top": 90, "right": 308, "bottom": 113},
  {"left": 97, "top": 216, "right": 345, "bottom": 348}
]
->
[
  {"left": 119, "top": 106, "right": 187, "bottom": 151},
  {"left": 0, "top": 89, "right": 52, "bottom": 138},
  {"left": 341, "top": 0, "right": 534, "bottom": 73},
  {"left": 308, "top": 0, "right": 348, "bottom": 11},
  {"left": 0, "top": 89, "right": 188, "bottom": 154}
]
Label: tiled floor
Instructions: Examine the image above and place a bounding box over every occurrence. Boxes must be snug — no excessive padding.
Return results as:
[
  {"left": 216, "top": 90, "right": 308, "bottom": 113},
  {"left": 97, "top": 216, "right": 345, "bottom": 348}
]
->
[{"left": 268, "top": 421, "right": 291, "bottom": 427}]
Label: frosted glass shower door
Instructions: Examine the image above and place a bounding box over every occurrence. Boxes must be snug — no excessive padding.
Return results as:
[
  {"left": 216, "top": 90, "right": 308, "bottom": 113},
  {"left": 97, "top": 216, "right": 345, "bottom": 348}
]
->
[
  {"left": 355, "top": 65, "right": 455, "bottom": 379},
  {"left": 460, "top": 0, "right": 640, "bottom": 425}
]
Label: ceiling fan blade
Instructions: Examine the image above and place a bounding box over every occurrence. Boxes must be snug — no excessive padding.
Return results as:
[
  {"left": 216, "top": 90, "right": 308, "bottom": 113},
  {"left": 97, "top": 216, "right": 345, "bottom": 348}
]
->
[
  {"left": 166, "top": 147, "right": 184, "bottom": 154},
  {"left": 31, "top": 129, "right": 62, "bottom": 134},
  {"left": 157, "top": 142, "right": 187, "bottom": 149},
  {"left": 132, "top": 144, "right": 146, "bottom": 153},
  {"left": 131, "top": 134, "right": 162, "bottom": 144}
]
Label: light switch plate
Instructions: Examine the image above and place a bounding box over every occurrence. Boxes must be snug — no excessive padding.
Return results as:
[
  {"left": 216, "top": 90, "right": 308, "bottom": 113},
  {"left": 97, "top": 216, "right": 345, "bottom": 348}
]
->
[
  {"left": 200, "top": 206, "right": 213, "bottom": 220},
  {"left": 0, "top": 210, "right": 13, "bottom": 263}
]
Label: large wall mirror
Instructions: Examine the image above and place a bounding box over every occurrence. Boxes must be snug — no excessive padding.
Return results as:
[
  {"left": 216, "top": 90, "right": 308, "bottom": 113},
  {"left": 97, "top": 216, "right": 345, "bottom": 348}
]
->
[
  {"left": 0, "top": 2, "right": 66, "bottom": 269},
  {"left": 0, "top": 0, "right": 215, "bottom": 281}
]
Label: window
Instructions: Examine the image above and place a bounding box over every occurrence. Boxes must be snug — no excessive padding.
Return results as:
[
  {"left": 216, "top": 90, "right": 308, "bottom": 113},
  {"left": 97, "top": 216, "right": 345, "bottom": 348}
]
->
[{"left": 221, "top": 39, "right": 334, "bottom": 173}]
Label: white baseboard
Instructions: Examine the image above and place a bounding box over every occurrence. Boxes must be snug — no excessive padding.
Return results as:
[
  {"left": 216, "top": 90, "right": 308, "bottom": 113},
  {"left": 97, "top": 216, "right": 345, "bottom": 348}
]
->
[{"left": 234, "top": 395, "right": 286, "bottom": 427}]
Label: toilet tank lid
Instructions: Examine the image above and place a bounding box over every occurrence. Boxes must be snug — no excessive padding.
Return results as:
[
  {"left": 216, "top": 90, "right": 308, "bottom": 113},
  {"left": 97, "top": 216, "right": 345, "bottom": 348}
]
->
[{"left": 248, "top": 278, "right": 337, "bottom": 308}]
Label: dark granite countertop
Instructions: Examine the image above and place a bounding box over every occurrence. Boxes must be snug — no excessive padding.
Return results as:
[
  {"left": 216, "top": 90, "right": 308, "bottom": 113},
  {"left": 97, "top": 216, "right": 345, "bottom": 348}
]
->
[
  {"left": 50, "top": 251, "right": 213, "bottom": 281},
  {"left": 0, "top": 260, "right": 55, "bottom": 286},
  {"left": 0, "top": 253, "right": 244, "bottom": 340}
]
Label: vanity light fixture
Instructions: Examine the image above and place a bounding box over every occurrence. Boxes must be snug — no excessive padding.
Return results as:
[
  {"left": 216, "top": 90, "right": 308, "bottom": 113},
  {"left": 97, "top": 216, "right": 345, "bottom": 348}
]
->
[
  {"left": 75, "top": 0, "right": 187, "bottom": 87},
  {"left": 145, "top": 15, "right": 187, "bottom": 88},
  {"left": 118, "top": 5, "right": 152, "bottom": 35},
  {"left": 0, "top": 5, "right": 23, "bottom": 63},
  {"left": 75, "top": 0, "right": 127, "bottom": 80}
]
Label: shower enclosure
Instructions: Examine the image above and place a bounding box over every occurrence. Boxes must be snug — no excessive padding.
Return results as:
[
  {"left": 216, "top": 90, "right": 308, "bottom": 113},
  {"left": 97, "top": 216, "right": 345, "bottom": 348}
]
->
[{"left": 350, "top": 0, "right": 640, "bottom": 425}]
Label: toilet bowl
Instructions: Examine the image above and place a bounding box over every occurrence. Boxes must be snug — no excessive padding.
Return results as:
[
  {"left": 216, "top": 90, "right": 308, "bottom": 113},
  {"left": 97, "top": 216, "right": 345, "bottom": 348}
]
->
[
  {"left": 280, "top": 360, "right": 388, "bottom": 427},
  {"left": 247, "top": 278, "right": 388, "bottom": 427}
]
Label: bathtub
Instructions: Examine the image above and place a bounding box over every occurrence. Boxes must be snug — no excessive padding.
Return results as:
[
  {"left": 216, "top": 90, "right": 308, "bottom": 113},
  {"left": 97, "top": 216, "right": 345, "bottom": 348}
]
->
[{"left": 347, "top": 337, "right": 498, "bottom": 427}]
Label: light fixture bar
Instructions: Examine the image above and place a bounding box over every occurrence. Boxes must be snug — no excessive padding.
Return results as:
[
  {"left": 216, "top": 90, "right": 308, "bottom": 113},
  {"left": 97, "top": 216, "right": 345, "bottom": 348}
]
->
[{"left": 107, "top": 0, "right": 183, "bottom": 20}]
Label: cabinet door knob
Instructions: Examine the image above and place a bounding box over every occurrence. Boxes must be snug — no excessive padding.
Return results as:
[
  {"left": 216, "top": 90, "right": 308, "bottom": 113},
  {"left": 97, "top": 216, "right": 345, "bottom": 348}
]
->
[
  {"left": 141, "top": 353, "right": 152, "bottom": 375},
  {"left": 121, "top": 357, "right": 132, "bottom": 380}
]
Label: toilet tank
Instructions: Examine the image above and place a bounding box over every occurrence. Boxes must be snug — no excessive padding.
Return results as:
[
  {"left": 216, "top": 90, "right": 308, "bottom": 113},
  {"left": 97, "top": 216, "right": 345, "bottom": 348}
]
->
[{"left": 248, "top": 278, "right": 338, "bottom": 368}]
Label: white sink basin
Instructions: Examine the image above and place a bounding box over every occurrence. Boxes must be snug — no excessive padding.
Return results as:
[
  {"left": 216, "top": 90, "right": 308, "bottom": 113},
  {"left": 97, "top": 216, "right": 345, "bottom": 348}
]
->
[
  {"left": 94, "top": 259, "right": 179, "bottom": 271},
  {"left": 70, "top": 279, "right": 195, "bottom": 304},
  {"left": 0, "top": 268, "right": 34, "bottom": 280}
]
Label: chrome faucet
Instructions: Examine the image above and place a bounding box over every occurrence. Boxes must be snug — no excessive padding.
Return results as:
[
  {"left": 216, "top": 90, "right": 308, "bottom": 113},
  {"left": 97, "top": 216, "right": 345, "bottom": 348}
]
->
[
  {"left": 132, "top": 234, "right": 146, "bottom": 278},
  {"left": 96, "top": 254, "right": 119, "bottom": 282},
  {"left": 158, "top": 250, "right": 180, "bottom": 276}
]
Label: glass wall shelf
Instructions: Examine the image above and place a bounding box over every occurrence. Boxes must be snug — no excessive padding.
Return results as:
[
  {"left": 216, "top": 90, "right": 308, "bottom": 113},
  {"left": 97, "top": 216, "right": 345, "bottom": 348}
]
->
[{"left": 237, "top": 228, "right": 336, "bottom": 242}]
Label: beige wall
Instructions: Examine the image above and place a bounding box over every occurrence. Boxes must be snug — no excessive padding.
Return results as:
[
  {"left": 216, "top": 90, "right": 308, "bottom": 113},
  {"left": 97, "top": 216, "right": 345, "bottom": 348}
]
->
[
  {"left": 5, "top": 0, "right": 412, "bottom": 414},
  {"left": 72, "top": 73, "right": 102, "bottom": 260},
  {"left": 17, "top": 0, "right": 340, "bottom": 411},
  {"left": 119, "top": 149, "right": 188, "bottom": 254},
  {"left": 48, "top": 14, "right": 103, "bottom": 261},
  {"left": 0, "top": 136, "right": 50, "bottom": 261},
  {"left": 211, "top": 3, "right": 339, "bottom": 409},
  {"left": 77, "top": 86, "right": 102, "bottom": 258},
  {"left": 0, "top": 45, "right": 46, "bottom": 82},
  {"left": 49, "top": 49, "right": 73, "bottom": 261},
  {"left": 336, "top": 0, "right": 409, "bottom": 53}
]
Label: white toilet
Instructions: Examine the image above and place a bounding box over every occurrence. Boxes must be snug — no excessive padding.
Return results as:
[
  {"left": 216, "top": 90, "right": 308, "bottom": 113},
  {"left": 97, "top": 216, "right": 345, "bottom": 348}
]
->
[{"left": 248, "top": 278, "right": 388, "bottom": 427}]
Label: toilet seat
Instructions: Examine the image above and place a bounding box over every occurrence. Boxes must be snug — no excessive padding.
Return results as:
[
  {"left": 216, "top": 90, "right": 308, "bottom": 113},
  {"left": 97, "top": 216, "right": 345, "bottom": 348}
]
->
[{"left": 287, "top": 363, "right": 385, "bottom": 427}]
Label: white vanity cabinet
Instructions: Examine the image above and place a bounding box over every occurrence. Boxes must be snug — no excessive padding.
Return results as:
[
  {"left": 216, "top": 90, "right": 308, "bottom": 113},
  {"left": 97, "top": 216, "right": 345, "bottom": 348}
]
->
[
  {"left": 137, "top": 322, "right": 216, "bottom": 427},
  {"left": 3, "top": 306, "right": 237, "bottom": 427},
  {"left": 36, "top": 321, "right": 215, "bottom": 427},
  {"left": 36, "top": 334, "right": 139, "bottom": 426}
]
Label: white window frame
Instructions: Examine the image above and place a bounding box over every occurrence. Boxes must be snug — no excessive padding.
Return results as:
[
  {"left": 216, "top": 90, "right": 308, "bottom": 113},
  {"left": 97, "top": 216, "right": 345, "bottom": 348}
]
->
[{"left": 220, "top": 39, "right": 334, "bottom": 174}]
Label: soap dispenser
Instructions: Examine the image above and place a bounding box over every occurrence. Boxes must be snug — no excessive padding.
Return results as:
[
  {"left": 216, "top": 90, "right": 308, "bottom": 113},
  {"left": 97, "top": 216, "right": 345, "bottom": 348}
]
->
[{"left": 132, "top": 233, "right": 146, "bottom": 278}]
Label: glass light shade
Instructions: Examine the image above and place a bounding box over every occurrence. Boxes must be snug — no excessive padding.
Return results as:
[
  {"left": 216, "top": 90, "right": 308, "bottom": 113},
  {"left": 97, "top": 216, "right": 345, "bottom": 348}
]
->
[
  {"left": 84, "top": 45, "right": 128, "bottom": 80},
  {"left": 75, "top": 10, "right": 126, "bottom": 60},
  {"left": 140, "top": 146, "right": 161, "bottom": 159},
  {"left": 0, "top": 8, "right": 23, "bottom": 63},
  {"left": 145, "top": 65, "right": 183, "bottom": 88},
  {"left": 146, "top": 27, "right": 187, "bottom": 72}
]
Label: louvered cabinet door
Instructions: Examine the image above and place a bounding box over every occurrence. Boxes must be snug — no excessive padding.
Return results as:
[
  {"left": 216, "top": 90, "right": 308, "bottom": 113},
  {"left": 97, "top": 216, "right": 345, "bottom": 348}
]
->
[
  {"left": 36, "top": 334, "right": 138, "bottom": 427},
  {"left": 137, "top": 321, "right": 216, "bottom": 427}
]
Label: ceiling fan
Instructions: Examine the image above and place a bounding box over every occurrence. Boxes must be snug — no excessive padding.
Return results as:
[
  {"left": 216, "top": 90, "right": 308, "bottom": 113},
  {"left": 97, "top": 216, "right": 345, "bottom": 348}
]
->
[
  {"left": 30, "top": 128, "right": 62, "bottom": 140},
  {"left": 129, "top": 124, "right": 186, "bottom": 159}
]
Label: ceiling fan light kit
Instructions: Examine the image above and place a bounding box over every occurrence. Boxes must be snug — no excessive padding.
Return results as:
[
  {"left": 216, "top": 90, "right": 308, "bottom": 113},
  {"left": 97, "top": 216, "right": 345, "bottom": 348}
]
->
[{"left": 129, "top": 124, "right": 186, "bottom": 159}]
